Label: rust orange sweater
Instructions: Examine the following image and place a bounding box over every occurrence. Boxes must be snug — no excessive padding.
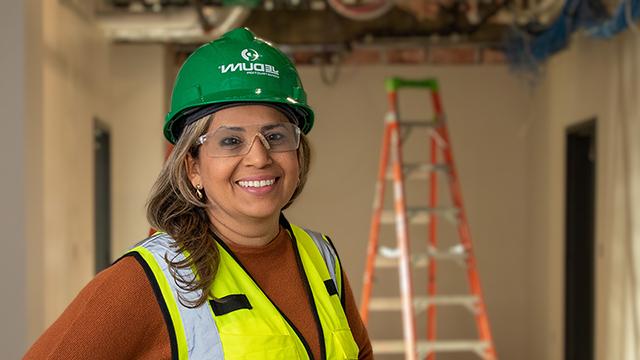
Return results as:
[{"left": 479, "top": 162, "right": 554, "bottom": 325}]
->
[{"left": 24, "top": 229, "right": 372, "bottom": 359}]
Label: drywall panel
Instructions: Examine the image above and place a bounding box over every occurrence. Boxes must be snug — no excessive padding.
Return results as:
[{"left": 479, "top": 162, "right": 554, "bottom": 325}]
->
[
  {"left": 108, "top": 44, "right": 166, "bottom": 256},
  {"left": 40, "top": 0, "right": 111, "bottom": 324}
]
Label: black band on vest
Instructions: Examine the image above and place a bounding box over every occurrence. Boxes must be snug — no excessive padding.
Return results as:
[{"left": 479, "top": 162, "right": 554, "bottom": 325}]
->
[
  {"left": 115, "top": 253, "right": 179, "bottom": 360},
  {"left": 324, "top": 235, "right": 347, "bottom": 311},
  {"left": 324, "top": 279, "right": 338, "bottom": 296},
  {"left": 210, "top": 294, "right": 253, "bottom": 316}
]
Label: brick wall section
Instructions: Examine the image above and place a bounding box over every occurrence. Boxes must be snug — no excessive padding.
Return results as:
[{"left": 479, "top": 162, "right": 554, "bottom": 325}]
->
[
  {"left": 290, "top": 46, "right": 507, "bottom": 65},
  {"left": 386, "top": 48, "right": 428, "bottom": 64},
  {"left": 342, "top": 48, "right": 381, "bottom": 65},
  {"left": 429, "top": 47, "right": 479, "bottom": 64},
  {"left": 480, "top": 48, "right": 508, "bottom": 64}
]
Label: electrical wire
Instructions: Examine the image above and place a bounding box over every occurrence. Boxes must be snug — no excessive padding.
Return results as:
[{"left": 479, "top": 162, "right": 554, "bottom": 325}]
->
[{"left": 319, "top": 53, "right": 342, "bottom": 85}]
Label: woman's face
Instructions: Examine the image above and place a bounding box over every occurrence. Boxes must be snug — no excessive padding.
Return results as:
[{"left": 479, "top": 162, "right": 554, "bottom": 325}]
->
[{"left": 188, "top": 104, "right": 300, "bottom": 224}]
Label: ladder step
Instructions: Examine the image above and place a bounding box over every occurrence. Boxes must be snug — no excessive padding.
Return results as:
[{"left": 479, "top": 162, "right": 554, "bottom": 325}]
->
[
  {"left": 380, "top": 207, "right": 459, "bottom": 224},
  {"left": 429, "top": 244, "right": 468, "bottom": 260},
  {"left": 372, "top": 340, "right": 489, "bottom": 355},
  {"left": 369, "top": 295, "right": 479, "bottom": 312},
  {"left": 386, "top": 162, "right": 449, "bottom": 180},
  {"left": 399, "top": 120, "right": 442, "bottom": 128},
  {"left": 375, "top": 252, "right": 429, "bottom": 268},
  {"left": 375, "top": 245, "right": 467, "bottom": 268}
]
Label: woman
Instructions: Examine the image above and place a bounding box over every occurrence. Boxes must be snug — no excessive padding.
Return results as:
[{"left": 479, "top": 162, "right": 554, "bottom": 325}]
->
[{"left": 25, "top": 28, "right": 372, "bottom": 359}]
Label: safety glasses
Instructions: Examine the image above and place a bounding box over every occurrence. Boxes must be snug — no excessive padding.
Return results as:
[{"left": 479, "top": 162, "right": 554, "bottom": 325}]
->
[{"left": 196, "top": 122, "right": 301, "bottom": 158}]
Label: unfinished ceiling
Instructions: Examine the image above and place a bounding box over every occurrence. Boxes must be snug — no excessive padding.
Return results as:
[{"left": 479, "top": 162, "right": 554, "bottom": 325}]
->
[{"left": 93, "top": 0, "right": 565, "bottom": 47}]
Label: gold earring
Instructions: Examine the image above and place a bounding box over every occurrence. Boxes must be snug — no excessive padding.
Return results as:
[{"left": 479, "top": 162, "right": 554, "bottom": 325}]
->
[{"left": 195, "top": 184, "right": 204, "bottom": 199}]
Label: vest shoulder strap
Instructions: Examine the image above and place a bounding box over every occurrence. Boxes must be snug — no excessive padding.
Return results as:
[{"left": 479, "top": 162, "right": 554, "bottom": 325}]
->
[
  {"left": 128, "top": 233, "right": 223, "bottom": 360},
  {"left": 294, "top": 226, "right": 344, "bottom": 303}
]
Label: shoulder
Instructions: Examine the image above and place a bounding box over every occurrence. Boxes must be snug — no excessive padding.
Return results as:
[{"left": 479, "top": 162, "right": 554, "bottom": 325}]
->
[
  {"left": 94, "top": 254, "right": 162, "bottom": 311},
  {"left": 24, "top": 255, "right": 168, "bottom": 359}
]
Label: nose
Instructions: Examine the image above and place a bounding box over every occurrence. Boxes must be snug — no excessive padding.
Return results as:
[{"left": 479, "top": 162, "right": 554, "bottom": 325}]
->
[{"left": 243, "top": 133, "right": 273, "bottom": 167}]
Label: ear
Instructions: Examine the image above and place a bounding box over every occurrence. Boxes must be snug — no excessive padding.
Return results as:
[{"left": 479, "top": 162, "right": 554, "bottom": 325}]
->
[{"left": 186, "top": 153, "right": 202, "bottom": 187}]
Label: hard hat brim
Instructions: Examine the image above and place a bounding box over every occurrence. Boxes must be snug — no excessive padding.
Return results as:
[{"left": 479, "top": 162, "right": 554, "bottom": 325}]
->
[{"left": 164, "top": 94, "right": 313, "bottom": 144}]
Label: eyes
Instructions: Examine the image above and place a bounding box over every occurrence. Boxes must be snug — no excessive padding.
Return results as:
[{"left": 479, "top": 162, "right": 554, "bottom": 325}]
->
[
  {"left": 198, "top": 123, "right": 301, "bottom": 158},
  {"left": 218, "top": 131, "right": 287, "bottom": 148},
  {"left": 219, "top": 136, "right": 242, "bottom": 148}
]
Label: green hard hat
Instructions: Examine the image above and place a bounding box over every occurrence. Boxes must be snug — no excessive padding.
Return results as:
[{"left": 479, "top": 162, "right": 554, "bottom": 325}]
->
[{"left": 164, "top": 27, "right": 314, "bottom": 144}]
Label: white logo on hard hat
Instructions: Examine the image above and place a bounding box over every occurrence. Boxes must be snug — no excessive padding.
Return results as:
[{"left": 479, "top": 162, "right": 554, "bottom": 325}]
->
[
  {"left": 218, "top": 48, "right": 279, "bottom": 78},
  {"left": 241, "top": 49, "right": 259, "bottom": 62}
]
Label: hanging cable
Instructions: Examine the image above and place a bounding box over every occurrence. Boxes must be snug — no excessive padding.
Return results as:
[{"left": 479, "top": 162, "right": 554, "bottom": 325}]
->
[
  {"left": 193, "top": 0, "right": 214, "bottom": 33},
  {"left": 625, "top": 0, "right": 639, "bottom": 33},
  {"left": 320, "top": 52, "right": 342, "bottom": 86},
  {"left": 327, "top": 0, "right": 394, "bottom": 21}
]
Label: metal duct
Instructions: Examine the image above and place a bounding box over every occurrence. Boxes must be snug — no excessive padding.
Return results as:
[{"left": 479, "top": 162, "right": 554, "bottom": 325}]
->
[{"left": 96, "top": 6, "right": 250, "bottom": 42}]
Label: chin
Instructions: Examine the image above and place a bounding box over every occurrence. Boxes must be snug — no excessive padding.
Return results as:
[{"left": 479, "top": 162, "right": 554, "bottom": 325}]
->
[{"left": 239, "top": 206, "right": 283, "bottom": 220}]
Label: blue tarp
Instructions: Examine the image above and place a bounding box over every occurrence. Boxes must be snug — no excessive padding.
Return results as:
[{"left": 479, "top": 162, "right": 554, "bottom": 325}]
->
[{"left": 505, "top": 0, "right": 638, "bottom": 70}]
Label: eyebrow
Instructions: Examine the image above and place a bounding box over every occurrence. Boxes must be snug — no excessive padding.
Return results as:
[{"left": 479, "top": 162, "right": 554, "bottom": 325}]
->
[
  {"left": 219, "top": 126, "right": 246, "bottom": 132},
  {"left": 260, "top": 123, "right": 286, "bottom": 131},
  {"left": 219, "top": 123, "right": 287, "bottom": 132}
]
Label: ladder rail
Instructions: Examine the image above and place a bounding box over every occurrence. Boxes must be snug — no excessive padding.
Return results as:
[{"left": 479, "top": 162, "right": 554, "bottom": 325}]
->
[
  {"left": 427, "top": 88, "right": 444, "bottom": 360},
  {"left": 388, "top": 91, "right": 418, "bottom": 360},
  {"left": 439, "top": 124, "right": 497, "bottom": 360},
  {"left": 360, "top": 116, "right": 393, "bottom": 325},
  {"left": 427, "top": 131, "right": 439, "bottom": 360}
]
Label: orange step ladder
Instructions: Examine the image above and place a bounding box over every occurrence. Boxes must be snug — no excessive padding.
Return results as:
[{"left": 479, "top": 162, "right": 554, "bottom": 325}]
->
[{"left": 360, "top": 77, "right": 497, "bottom": 360}]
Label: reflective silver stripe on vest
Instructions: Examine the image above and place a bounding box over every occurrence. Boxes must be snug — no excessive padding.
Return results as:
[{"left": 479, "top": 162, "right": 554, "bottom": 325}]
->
[
  {"left": 137, "top": 233, "right": 224, "bottom": 359},
  {"left": 303, "top": 228, "right": 339, "bottom": 295}
]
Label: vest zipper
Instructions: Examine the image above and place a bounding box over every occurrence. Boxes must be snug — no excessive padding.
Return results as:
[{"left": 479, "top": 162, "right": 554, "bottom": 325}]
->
[{"left": 214, "top": 232, "right": 317, "bottom": 360}]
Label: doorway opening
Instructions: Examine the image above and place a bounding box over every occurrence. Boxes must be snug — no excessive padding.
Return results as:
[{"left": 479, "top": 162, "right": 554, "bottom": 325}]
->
[
  {"left": 564, "top": 119, "right": 596, "bottom": 360},
  {"left": 94, "top": 120, "right": 112, "bottom": 273}
]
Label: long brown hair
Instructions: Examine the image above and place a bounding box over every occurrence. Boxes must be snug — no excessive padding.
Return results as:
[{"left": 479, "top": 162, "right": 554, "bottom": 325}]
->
[{"left": 146, "top": 113, "right": 312, "bottom": 307}]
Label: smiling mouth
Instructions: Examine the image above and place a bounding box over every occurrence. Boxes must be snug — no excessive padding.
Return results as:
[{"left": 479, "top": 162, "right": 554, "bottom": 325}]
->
[{"left": 236, "top": 178, "right": 278, "bottom": 188}]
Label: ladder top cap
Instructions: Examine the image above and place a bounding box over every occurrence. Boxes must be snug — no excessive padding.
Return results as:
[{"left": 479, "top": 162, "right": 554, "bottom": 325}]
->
[{"left": 385, "top": 77, "right": 440, "bottom": 91}]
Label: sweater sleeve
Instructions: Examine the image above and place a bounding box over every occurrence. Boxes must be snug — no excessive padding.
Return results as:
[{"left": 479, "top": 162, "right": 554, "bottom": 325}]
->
[
  {"left": 342, "top": 271, "right": 374, "bottom": 360},
  {"left": 23, "top": 256, "right": 170, "bottom": 360}
]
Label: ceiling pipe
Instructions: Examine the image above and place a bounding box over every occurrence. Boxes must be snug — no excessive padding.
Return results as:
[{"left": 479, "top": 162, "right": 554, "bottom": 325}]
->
[
  {"left": 95, "top": 6, "right": 250, "bottom": 43},
  {"left": 492, "top": 0, "right": 565, "bottom": 25}
]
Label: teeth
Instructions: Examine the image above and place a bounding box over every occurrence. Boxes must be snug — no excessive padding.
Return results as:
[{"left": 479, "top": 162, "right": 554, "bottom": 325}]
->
[{"left": 238, "top": 179, "right": 276, "bottom": 188}]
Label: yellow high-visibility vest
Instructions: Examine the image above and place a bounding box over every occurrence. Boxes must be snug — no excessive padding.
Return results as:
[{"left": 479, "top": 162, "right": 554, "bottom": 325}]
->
[{"left": 126, "top": 218, "right": 359, "bottom": 359}]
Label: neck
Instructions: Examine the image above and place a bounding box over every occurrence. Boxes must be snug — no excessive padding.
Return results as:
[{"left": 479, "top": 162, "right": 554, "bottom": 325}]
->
[{"left": 207, "top": 210, "right": 281, "bottom": 247}]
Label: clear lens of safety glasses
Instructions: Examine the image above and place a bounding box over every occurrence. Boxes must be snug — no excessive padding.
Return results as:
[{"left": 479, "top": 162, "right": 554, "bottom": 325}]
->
[{"left": 196, "top": 122, "right": 301, "bottom": 158}]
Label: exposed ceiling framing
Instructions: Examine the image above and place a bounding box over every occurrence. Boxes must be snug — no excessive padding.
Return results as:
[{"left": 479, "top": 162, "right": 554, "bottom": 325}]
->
[{"left": 91, "top": 0, "right": 567, "bottom": 47}]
